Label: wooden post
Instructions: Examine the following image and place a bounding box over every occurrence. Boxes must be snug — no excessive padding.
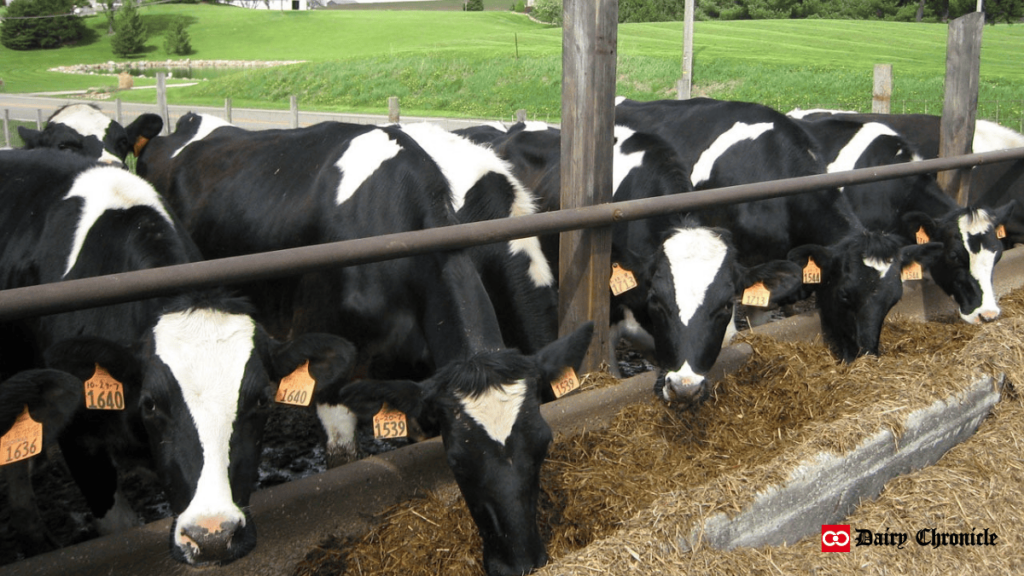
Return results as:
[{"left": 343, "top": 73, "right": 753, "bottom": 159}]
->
[
  {"left": 36, "top": 108, "right": 43, "bottom": 130},
  {"left": 872, "top": 64, "right": 892, "bottom": 114},
  {"left": 937, "top": 12, "right": 984, "bottom": 206},
  {"left": 156, "top": 73, "right": 169, "bottom": 135},
  {"left": 225, "top": 98, "right": 232, "bottom": 124},
  {"left": 559, "top": 0, "right": 617, "bottom": 372},
  {"left": 290, "top": 96, "right": 299, "bottom": 129},
  {"left": 2, "top": 109, "right": 9, "bottom": 148},
  {"left": 678, "top": 0, "right": 694, "bottom": 100},
  {"left": 516, "top": 109, "right": 527, "bottom": 123},
  {"left": 115, "top": 98, "right": 122, "bottom": 124},
  {"left": 388, "top": 97, "right": 400, "bottom": 124}
]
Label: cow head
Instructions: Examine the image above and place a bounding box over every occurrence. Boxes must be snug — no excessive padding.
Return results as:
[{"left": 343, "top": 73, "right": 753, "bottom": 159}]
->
[
  {"left": 44, "top": 300, "right": 358, "bottom": 567},
  {"left": 18, "top": 104, "right": 163, "bottom": 165},
  {"left": 903, "top": 201, "right": 1016, "bottom": 324},
  {"left": 790, "top": 231, "right": 943, "bottom": 362},
  {"left": 616, "top": 226, "right": 803, "bottom": 403},
  {"left": 409, "top": 322, "right": 593, "bottom": 576}
]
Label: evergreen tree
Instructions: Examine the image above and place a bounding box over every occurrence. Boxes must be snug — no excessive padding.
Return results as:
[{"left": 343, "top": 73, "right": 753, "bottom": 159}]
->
[
  {"left": 163, "top": 17, "right": 192, "bottom": 55},
  {"left": 1, "top": 0, "right": 86, "bottom": 50},
  {"left": 985, "top": 0, "right": 1024, "bottom": 23},
  {"left": 111, "top": 1, "right": 148, "bottom": 58},
  {"left": 465, "top": 0, "right": 484, "bottom": 10}
]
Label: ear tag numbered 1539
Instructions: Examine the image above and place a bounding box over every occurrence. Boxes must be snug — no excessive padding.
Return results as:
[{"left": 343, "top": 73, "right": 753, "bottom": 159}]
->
[
  {"left": 276, "top": 360, "right": 316, "bottom": 406},
  {"left": 550, "top": 366, "right": 580, "bottom": 399},
  {"left": 373, "top": 403, "right": 408, "bottom": 439}
]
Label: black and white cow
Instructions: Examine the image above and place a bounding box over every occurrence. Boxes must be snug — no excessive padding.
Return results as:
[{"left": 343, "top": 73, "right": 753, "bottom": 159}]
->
[
  {"left": 614, "top": 97, "right": 943, "bottom": 367},
  {"left": 791, "top": 114, "right": 1016, "bottom": 324},
  {"left": 133, "top": 115, "right": 573, "bottom": 573},
  {"left": 17, "top": 103, "right": 163, "bottom": 165},
  {"left": 0, "top": 149, "right": 384, "bottom": 566}
]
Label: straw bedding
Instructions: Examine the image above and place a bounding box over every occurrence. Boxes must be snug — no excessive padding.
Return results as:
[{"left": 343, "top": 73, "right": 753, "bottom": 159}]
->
[{"left": 294, "top": 289, "right": 1024, "bottom": 576}]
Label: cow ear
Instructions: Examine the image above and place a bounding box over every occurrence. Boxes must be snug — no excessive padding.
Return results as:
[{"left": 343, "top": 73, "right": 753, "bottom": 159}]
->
[
  {"left": 533, "top": 321, "right": 595, "bottom": 385},
  {"left": 43, "top": 337, "right": 142, "bottom": 388},
  {"left": 124, "top": 113, "right": 164, "bottom": 157},
  {"left": 902, "top": 211, "right": 938, "bottom": 243},
  {"left": 331, "top": 379, "right": 425, "bottom": 420},
  {"left": 268, "top": 333, "right": 358, "bottom": 399},
  {"left": 17, "top": 126, "right": 43, "bottom": 148},
  {"left": 986, "top": 200, "right": 1016, "bottom": 226},
  {"left": 738, "top": 260, "right": 804, "bottom": 305},
  {"left": 0, "top": 370, "right": 83, "bottom": 440},
  {"left": 900, "top": 241, "right": 944, "bottom": 269}
]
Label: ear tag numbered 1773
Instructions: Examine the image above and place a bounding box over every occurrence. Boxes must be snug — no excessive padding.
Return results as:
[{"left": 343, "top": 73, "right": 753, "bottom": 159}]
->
[
  {"left": 373, "top": 403, "right": 408, "bottom": 439},
  {"left": 901, "top": 261, "right": 923, "bottom": 281},
  {"left": 609, "top": 263, "right": 638, "bottom": 296},
  {"left": 85, "top": 365, "right": 125, "bottom": 410},
  {"left": 802, "top": 256, "right": 821, "bottom": 284},
  {"left": 1, "top": 406, "right": 42, "bottom": 466},
  {"left": 741, "top": 281, "right": 771, "bottom": 307},
  {"left": 915, "top": 226, "right": 930, "bottom": 244},
  {"left": 550, "top": 366, "right": 580, "bottom": 399},
  {"left": 276, "top": 360, "right": 315, "bottom": 406}
]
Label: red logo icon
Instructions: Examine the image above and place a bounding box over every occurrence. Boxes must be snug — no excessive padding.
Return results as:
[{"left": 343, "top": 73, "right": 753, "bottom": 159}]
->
[{"left": 822, "top": 525, "right": 851, "bottom": 552}]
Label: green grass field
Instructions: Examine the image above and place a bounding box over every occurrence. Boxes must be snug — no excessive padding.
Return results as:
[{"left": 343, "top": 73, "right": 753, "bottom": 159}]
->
[{"left": 1, "top": 5, "right": 1022, "bottom": 126}]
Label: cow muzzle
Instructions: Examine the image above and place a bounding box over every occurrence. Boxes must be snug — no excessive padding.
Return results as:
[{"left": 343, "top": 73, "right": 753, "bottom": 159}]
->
[
  {"left": 173, "top": 511, "right": 253, "bottom": 566},
  {"left": 662, "top": 367, "right": 706, "bottom": 403}
]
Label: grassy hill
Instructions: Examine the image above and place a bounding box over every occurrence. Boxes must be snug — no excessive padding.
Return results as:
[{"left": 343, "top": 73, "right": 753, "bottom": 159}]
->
[{"left": 1, "top": 5, "right": 1021, "bottom": 125}]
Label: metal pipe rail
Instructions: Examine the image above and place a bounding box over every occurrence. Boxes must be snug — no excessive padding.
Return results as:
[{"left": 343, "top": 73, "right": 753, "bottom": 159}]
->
[{"left": 1, "top": 147, "right": 1022, "bottom": 322}]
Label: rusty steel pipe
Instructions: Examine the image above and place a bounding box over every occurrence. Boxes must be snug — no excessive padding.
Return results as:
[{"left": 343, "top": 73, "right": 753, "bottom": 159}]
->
[{"left": 1, "top": 148, "right": 1022, "bottom": 322}]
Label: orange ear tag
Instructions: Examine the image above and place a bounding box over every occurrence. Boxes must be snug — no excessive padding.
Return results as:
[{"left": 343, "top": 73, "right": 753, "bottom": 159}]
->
[
  {"left": 373, "top": 403, "right": 408, "bottom": 439},
  {"left": 1, "top": 406, "right": 43, "bottom": 466},
  {"left": 550, "top": 366, "right": 580, "bottom": 399},
  {"left": 741, "top": 281, "right": 771, "bottom": 307},
  {"left": 901, "top": 261, "right": 923, "bottom": 281},
  {"left": 996, "top": 224, "right": 1007, "bottom": 239},
  {"left": 84, "top": 365, "right": 125, "bottom": 410},
  {"left": 802, "top": 257, "right": 821, "bottom": 284},
  {"left": 275, "top": 360, "right": 315, "bottom": 406},
  {"left": 609, "top": 263, "right": 638, "bottom": 296},
  {"left": 915, "top": 226, "right": 930, "bottom": 244}
]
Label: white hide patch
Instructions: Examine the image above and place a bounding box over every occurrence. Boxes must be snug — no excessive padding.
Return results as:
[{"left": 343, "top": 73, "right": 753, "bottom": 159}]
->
[
  {"left": 49, "top": 104, "right": 121, "bottom": 164},
  {"left": 316, "top": 403, "right": 359, "bottom": 456},
  {"left": 612, "top": 125, "right": 645, "bottom": 197},
  {"left": 155, "top": 310, "right": 256, "bottom": 542},
  {"left": 171, "top": 114, "right": 233, "bottom": 159},
  {"left": 402, "top": 123, "right": 554, "bottom": 287},
  {"left": 63, "top": 166, "right": 175, "bottom": 277},
  {"left": 520, "top": 121, "right": 554, "bottom": 132},
  {"left": 863, "top": 257, "right": 893, "bottom": 278},
  {"left": 458, "top": 380, "right": 527, "bottom": 445},
  {"left": 959, "top": 212, "right": 1000, "bottom": 322},
  {"left": 691, "top": 122, "right": 774, "bottom": 187},
  {"left": 785, "top": 108, "right": 859, "bottom": 119},
  {"left": 614, "top": 96, "right": 627, "bottom": 106},
  {"left": 663, "top": 228, "right": 729, "bottom": 326},
  {"left": 826, "top": 122, "right": 899, "bottom": 174},
  {"left": 334, "top": 129, "right": 402, "bottom": 206},
  {"left": 973, "top": 119, "right": 1024, "bottom": 153}
]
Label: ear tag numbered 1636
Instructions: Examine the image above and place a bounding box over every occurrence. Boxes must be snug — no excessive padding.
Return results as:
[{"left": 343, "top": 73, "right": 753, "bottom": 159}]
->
[
  {"left": 550, "top": 366, "right": 580, "bottom": 399},
  {"left": 276, "top": 360, "right": 315, "bottom": 406},
  {"left": 741, "top": 281, "right": 771, "bottom": 308},
  {"left": 802, "top": 256, "right": 821, "bottom": 284},
  {"left": 609, "top": 263, "right": 638, "bottom": 296},
  {"left": 85, "top": 365, "right": 125, "bottom": 410},
  {"left": 373, "top": 403, "right": 407, "bottom": 439},
  {"left": 901, "top": 261, "right": 923, "bottom": 281},
  {"left": 1, "top": 406, "right": 42, "bottom": 466}
]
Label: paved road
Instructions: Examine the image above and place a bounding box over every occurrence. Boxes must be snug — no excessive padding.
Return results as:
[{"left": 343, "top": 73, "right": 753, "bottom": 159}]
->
[{"left": 0, "top": 93, "right": 534, "bottom": 144}]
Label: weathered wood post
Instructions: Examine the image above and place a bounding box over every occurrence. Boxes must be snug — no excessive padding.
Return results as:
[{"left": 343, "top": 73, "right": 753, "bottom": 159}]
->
[
  {"left": 156, "top": 73, "right": 169, "bottom": 135},
  {"left": 516, "top": 109, "right": 528, "bottom": 123},
  {"left": 2, "top": 109, "right": 10, "bottom": 148},
  {"left": 937, "top": 12, "right": 984, "bottom": 206},
  {"left": 677, "top": 0, "right": 694, "bottom": 99},
  {"left": 290, "top": 96, "right": 299, "bottom": 128},
  {"left": 114, "top": 99, "right": 122, "bottom": 125},
  {"left": 225, "top": 98, "right": 233, "bottom": 124},
  {"left": 872, "top": 64, "right": 892, "bottom": 114},
  {"left": 388, "top": 97, "right": 400, "bottom": 123},
  {"left": 559, "top": 0, "right": 618, "bottom": 372},
  {"left": 36, "top": 108, "right": 43, "bottom": 130}
]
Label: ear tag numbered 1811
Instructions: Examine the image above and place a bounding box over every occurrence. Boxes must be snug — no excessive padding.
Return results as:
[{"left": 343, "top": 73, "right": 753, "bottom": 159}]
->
[
  {"left": 1, "top": 406, "right": 42, "bottom": 466},
  {"left": 550, "top": 366, "right": 580, "bottom": 399},
  {"left": 85, "top": 365, "right": 125, "bottom": 410},
  {"left": 373, "top": 403, "right": 407, "bottom": 439},
  {"left": 276, "top": 360, "right": 315, "bottom": 406},
  {"left": 609, "top": 263, "right": 638, "bottom": 296}
]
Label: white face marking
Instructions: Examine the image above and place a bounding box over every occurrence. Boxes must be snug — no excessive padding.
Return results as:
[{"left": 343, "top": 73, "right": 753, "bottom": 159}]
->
[
  {"left": 50, "top": 105, "right": 121, "bottom": 164},
  {"left": 63, "top": 166, "right": 175, "bottom": 277},
  {"left": 154, "top": 310, "right": 256, "bottom": 548},
  {"left": 826, "top": 122, "right": 899, "bottom": 174},
  {"left": 863, "top": 257, "right": 892, "bottom": 278},
  {"left": 959, "top": 212, "right": 1000, "bottom": 322},
  {"left": 315, "top": 403, "right": 359, "bottom": 457},
  {"left": 334, "top": 129, "right": 402, "bottom": 205},
  {"left": 171, "top": 114, "right": 233, "bottom": 158},
  {"left": 402, "top": 123, "right": 554, "bottom": 287},
  {"left": 973, "top": 119, "right": 1024, "bottom": 153},
  {"left": 458, "top": 380, "right": 527, "bottom": 445},
  {"left": 663, "top": 362, "right": 704, "bottom": 401},
  {"left": 663, "top": 228, "right": 729, "bottom": 326},
  {"left": 691, "top": 122, "right": 774, "bottom": 187},
  {"left": 612, "top": 125, "right": 645, "bottom": 197}
]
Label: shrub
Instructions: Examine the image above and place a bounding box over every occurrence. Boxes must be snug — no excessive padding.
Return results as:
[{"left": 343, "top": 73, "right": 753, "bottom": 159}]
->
[
  {"left": 1, "top": 0, "right": 86, "bottom": 50},
  {"left": 163, "top": 17, "right": 192, "bottom": 55},
  {"left": 465, "top": 0, "right": 483, "bottom": 10},
  {"left": 110, "top": 0, "right": 148, "bottom": 58}
]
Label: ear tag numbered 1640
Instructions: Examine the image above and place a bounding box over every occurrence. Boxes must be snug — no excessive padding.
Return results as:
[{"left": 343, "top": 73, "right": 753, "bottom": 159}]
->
[
  {"left": 276, "top": 360, "right": 315, "bottom": 406},
  {"left": 85, "top": 365, "right": 125, "bottom": 410}
]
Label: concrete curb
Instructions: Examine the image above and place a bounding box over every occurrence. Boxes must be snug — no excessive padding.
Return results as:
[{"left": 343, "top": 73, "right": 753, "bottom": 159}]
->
[{"left": 678, "top": 375, "right": 1002, "bottom": 552}]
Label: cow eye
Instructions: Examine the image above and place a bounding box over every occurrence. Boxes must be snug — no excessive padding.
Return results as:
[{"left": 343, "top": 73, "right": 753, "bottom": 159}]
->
[{"left": 140, "top": 395, "right": 157, "bottom": 415}]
